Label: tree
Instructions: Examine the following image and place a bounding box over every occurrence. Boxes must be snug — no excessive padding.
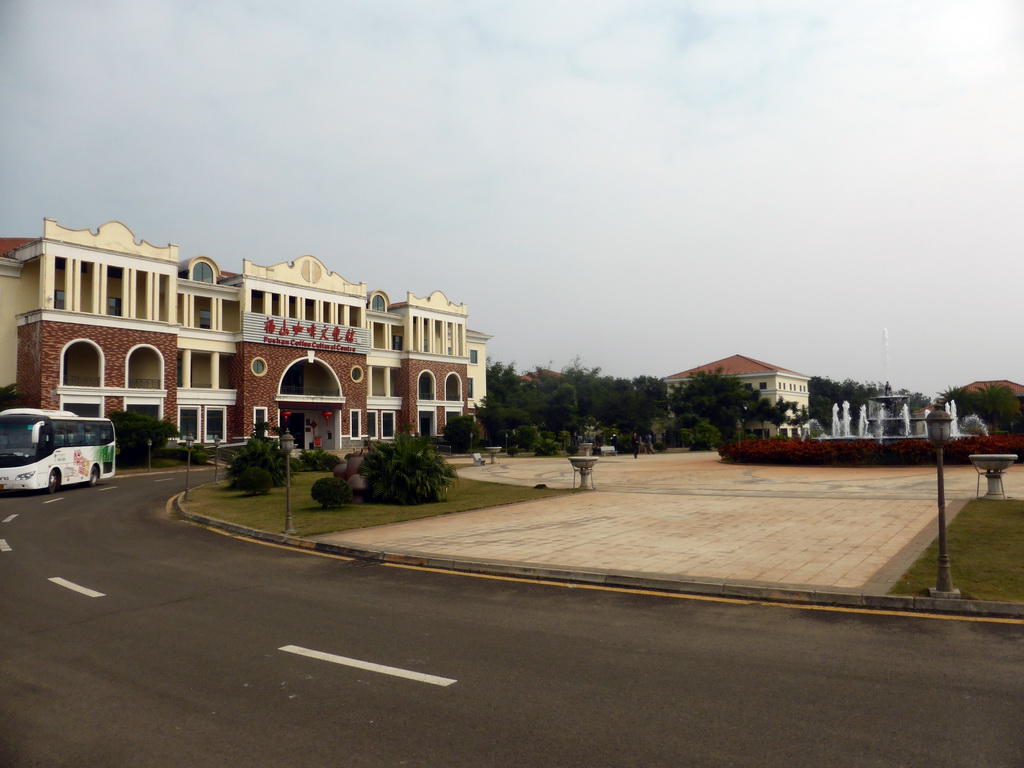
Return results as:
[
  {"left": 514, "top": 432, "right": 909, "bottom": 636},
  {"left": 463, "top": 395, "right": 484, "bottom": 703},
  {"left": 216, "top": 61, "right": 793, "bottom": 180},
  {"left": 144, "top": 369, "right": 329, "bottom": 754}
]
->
[
  {"left": 668, "top": 370, "right": 758, "bottom": 440},
  {"left": 359, "top": 434, "right": 457, "bottom": 505},
  {"left": 972, "top": 384, "right": 1020, "bottom": 432},
  {"left": 0, "top": 383, "right": 19, "bottom": 411},
  {"left": 770, "top": 399, "right": 798, "bottom": 434},
  {"left": 443, "top": 414, "right": 481, "bottom": 453},
  {"left": 939, "top": 386, "right": 976, "bottom": 415},
  {"left": 108, "top": 411, "right": 179, "bottom": 466}
]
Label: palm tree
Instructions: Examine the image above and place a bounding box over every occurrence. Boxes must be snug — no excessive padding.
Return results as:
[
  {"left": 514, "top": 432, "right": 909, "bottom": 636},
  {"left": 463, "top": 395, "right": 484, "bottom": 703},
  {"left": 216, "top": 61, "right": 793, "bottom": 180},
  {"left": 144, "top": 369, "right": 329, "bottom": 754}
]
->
[
  {"left": 360, "top": 434, "right": 457, "bottom": 504},
  {"left": 938, "top": 386, "right": 975, "bottom": 415},
  {"left": 972, "top": 384, "right": 1021, "bottom": 433}
]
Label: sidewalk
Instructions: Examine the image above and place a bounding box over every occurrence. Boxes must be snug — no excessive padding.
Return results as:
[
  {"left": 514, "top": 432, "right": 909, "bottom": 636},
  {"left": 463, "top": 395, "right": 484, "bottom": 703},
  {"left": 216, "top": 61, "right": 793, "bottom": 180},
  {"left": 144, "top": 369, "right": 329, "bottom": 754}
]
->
[{"left": 308, "top": 452, "right": 1024, "bottom": 617}]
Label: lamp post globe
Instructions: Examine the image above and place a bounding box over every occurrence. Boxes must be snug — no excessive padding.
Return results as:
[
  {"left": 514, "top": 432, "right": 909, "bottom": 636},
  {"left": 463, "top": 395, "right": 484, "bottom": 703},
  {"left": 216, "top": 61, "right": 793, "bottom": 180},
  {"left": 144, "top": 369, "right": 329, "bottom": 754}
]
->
[
  {"left": 281, "top": 429, "right": 296, "bottom": 535},
  {"left": 926, "top": 405, "right": 959, "bottom": 598}
]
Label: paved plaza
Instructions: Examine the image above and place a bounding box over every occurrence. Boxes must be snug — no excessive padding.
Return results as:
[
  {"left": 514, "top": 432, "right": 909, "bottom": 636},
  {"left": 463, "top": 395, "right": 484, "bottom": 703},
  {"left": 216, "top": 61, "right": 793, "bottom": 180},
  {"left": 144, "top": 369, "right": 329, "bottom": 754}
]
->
[{"left": 316, "top": 452, "right": 1010, "bottom": 593}]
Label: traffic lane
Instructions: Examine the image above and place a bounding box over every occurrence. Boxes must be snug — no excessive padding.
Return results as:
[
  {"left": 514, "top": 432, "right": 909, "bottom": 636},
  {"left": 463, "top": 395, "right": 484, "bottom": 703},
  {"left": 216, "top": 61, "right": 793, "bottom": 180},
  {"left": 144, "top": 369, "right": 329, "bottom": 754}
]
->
[
  {"left": 0, "top": 469, "right": 229, "bottom": 637},
  {"left": 3, "top": 544, "right": 1023, "bottom": 768}
]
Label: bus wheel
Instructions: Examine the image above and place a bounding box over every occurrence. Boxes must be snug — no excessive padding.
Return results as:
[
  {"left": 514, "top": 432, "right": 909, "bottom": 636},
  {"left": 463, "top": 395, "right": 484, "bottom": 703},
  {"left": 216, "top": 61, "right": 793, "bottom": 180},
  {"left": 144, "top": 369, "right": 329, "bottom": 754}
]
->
[
  {"left": 88, "top": 465, "right": 100, "bottom": 487},
  {"left": 47, "top": 469, "right": 61, "bottom": 494}
]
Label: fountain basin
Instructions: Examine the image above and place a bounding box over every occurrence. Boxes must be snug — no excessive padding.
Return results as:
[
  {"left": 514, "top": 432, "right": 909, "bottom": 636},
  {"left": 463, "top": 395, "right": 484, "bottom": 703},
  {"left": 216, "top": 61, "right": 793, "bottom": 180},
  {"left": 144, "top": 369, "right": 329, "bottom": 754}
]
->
[
  {"left": 969, "top": 454, "right": 1017, "bottom": 500},
  {"left": 568, "top": 456, "right": 598, "bottom": 489},
  {"left": 968, "top": 454, "right": 1017, "bottom": 472}
]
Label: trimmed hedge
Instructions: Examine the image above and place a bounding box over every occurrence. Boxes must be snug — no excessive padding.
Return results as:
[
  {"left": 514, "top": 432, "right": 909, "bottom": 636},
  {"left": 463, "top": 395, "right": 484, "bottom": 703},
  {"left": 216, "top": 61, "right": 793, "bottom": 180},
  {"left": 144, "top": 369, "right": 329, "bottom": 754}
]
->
[
  {"left": 310, "top": 477, "right": 353, "bottom": 508},
  {"left": 719, "top": 435, "right": 1024, "bottom": 466}
]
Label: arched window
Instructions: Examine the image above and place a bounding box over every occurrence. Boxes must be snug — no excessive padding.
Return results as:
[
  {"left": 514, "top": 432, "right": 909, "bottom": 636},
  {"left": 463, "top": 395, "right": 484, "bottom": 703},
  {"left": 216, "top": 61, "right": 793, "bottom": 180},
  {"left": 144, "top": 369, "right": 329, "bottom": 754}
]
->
[
  {"left": 445, "top": 373, "right": 461, "bottom": 401},
  {"left": 418, "top": 372, "right": 434, "bottom": 400},
  {"left": 371, "top": 295, "right": 386, "bottom": 312},
  {"left": 192, "top": 262, "right": 214, "bottom": 283}
]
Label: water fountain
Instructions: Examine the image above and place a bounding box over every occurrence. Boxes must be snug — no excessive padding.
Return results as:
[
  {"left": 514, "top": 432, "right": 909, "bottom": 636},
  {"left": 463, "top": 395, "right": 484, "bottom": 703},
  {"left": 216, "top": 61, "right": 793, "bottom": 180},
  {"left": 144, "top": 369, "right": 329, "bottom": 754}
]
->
[{"left": 807, "top": 389, "right": 987, "bottom": 443}]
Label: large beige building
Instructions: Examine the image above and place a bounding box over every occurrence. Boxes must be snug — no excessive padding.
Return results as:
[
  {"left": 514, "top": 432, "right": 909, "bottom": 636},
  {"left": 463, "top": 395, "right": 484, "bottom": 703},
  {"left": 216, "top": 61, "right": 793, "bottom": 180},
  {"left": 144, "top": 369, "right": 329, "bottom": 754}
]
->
[
  {"left": 0, "top": 219, "right": 489, "bottom": 449},
  {"left": 665, "top": 354, "right": 810, "bottom": 436}
]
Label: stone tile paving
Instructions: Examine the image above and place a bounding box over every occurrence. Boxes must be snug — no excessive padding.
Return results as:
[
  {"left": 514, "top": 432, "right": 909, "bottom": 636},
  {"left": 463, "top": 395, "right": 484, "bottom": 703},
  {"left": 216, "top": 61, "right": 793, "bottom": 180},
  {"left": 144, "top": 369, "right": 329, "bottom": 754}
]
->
[{"left": 318, "top": 452, "right": 1014, "bottom": 592}]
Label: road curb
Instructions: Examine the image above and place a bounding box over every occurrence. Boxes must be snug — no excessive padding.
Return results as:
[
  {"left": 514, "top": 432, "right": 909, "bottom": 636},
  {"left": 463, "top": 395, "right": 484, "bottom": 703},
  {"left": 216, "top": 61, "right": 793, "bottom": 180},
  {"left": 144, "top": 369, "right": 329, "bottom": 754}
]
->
[{"left": 173, "top": 494, "right": 1024, "bottom": 620}]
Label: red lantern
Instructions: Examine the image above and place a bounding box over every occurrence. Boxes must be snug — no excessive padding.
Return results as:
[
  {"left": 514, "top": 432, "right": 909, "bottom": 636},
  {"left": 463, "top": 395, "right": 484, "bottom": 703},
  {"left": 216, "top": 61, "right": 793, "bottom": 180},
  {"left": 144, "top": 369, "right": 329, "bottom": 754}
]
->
[
  {"left": 281, "top": 410, "right": 292, "bottom": 420},
  {"left": 321, "top": 411, "right": 333, "bottom": 421}
]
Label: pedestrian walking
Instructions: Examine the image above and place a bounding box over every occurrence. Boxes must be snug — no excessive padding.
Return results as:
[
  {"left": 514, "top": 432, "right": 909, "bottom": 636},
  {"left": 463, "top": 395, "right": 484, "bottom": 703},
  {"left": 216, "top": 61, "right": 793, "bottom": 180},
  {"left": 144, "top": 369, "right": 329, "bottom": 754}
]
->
[{"left": 631, "top": 432, "right": 640, "bottom": 459}]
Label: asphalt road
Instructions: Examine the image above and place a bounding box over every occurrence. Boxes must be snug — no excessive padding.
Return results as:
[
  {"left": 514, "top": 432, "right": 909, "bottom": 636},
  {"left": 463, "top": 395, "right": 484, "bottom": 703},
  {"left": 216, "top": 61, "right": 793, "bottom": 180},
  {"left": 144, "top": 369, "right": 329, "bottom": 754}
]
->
[{"left": 1, "top": 470, "right": 1022, "bottom": 767}]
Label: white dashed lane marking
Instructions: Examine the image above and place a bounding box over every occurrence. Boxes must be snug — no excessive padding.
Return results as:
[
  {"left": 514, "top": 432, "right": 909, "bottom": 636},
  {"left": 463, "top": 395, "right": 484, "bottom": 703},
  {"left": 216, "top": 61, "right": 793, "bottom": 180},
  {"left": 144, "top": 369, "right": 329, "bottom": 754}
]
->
[
  {"left": 279, "top": 645, "right": 457, "bottom": 687},
  {"left": 48, "top": 577, "right": 106, "bottom": 598},
  {"left": 0, "top": 539, "right": 11, "bottom": 552}
]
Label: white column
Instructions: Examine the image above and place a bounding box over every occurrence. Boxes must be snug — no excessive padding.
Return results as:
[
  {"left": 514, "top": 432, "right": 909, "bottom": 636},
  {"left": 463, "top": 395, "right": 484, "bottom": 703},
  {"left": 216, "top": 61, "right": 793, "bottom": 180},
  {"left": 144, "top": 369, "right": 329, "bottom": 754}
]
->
[
  {"left": 211, "top": 351, "right": 220, "bottom": 389},
  {"left": 182, "top": 349, "right": 192, "bottom": 388}
]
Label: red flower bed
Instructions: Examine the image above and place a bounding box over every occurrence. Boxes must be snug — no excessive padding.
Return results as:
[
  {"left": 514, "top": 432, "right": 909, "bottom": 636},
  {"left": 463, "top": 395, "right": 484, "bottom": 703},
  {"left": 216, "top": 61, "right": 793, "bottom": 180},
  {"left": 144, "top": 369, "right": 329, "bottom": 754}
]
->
[{"left": 719, "top": 436, "right": 1024, "bottom": 466}]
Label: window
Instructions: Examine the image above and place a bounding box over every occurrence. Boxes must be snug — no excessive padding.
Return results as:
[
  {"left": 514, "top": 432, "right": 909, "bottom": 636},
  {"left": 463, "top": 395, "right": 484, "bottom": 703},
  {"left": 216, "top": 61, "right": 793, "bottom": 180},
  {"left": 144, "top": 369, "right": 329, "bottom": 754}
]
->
[
  {"left": 367, "top": 410, "right": 377, "bottom": 439},
  {"left": 253, "top": 407, "right": 268, "bottom": 432},
  {"left": 207, "top": 409, "right": 225, "bottom": 441},
  {"left": 468, "top": 378, "right": 474, "bottom": 398},
  {"left": 381, "top": 412, "right": 395, "bottom": 438},
  {"left": 350, "top": 410, "right": 361, "bottom": 439},
  {"left": 127, "top": 403, "right": 160, "bottom": 418},
  {"left": 107, "top": 297, "right": 122, "bottom": 317},
  {"left": 418, "top": 372, "right": 433, "bottom": 400},
  {"left": 251, "top": 358, "right": 267, "bottom": 376},
  {"left": 470, "top": 349, "right": 478, "bottom": 365},
  {"left": 372, "top": 295, "right": 386, "bottom": 312},
  {"left": 179, "top": 408, "right": 199, "bottom": 440},
  {"left": 108, "top": 266, "right": 123, "bottom": 280},
  {"left": 199, "top": 308, "right": 211, "bottom": 329},
  {"left": 192, "top": 262, "right": 214, "bottom": 283},
  {"left": 392, "top": 335, "right": 403, "bottom": 351},
  {"left": 54, "top": 290, "right": 65, "bottom": 310},
  {"left": 759, "top": 382, "right": 767, "bottom": 390}
]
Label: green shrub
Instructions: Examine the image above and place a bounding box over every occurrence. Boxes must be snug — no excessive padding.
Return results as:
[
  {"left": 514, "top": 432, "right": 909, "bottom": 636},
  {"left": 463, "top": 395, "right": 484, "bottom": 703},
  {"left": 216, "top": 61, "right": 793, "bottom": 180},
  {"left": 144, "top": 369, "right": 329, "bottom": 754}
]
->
[
  {"left": 156, "top": 446, "right": 209, "bottom": 464},
  {"left": 360, "top": 434, "right": 457, "bottom": 505},
  {"left": 506, "top": 445, "right": 520, "bottom": 457},
  {"left": 310, "top": 477, "right": 353, "bottom": 507},
  {"left": 237, "top": 467, "right": 273, "bottom": 495},
  {"left": 534, "top": 437, "right": 561, "bottom": 456},
  {"left": 654, "top": 441, "right": 667, "bottom": 452},
  {"left": 227, "top": 438, "right": 286, "bottom": 488},
  {"left": 299, "top": 448, "right": 338, "bottom": 472}
]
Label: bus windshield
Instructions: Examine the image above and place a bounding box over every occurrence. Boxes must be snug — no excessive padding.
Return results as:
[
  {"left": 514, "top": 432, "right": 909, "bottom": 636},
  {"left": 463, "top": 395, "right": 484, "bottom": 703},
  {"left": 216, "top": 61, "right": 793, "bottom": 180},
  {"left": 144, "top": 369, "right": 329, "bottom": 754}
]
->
[{"left": 0, "top": 417, "right": 43, "bottom": 468}]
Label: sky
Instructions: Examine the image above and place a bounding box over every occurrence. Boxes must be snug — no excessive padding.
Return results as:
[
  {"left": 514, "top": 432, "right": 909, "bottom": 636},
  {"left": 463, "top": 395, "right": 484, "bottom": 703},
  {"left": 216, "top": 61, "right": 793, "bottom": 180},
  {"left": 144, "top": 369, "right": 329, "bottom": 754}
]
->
[{"left": 2, "top": 1, "right": 1023, "bottom": 398}]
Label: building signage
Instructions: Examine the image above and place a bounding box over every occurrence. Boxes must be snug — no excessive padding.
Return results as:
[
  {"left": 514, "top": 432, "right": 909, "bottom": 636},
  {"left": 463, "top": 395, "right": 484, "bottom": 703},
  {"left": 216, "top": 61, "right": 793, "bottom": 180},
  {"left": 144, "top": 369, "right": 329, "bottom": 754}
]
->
[{"left": 243, "top": 312, "right": 371, "bottom": 355}]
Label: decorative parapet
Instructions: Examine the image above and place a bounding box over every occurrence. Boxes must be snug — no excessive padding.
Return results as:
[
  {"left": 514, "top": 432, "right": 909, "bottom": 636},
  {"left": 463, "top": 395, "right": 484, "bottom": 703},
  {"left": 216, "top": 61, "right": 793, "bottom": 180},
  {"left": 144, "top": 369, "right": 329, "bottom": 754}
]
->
[
  {"left": 241, "top": 254, "right": 366, "bottom": 297},
  {"left": 43, "top": 219, "right": 179, "bottom": 262}
]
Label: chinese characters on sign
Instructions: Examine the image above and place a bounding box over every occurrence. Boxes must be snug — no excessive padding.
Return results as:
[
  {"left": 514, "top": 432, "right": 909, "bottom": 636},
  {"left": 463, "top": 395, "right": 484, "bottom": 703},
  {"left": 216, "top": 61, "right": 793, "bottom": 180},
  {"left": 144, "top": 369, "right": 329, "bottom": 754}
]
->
[{"left": 242, "top": 312, "right": 370, "bottom": 354}]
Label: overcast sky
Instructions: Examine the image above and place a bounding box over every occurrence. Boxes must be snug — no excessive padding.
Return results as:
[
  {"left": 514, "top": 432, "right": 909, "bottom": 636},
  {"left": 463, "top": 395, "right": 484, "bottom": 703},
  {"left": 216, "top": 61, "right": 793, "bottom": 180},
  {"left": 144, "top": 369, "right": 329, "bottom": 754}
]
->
[{"left": 3, "top": 1, "right": 1022, "bottom": 397}]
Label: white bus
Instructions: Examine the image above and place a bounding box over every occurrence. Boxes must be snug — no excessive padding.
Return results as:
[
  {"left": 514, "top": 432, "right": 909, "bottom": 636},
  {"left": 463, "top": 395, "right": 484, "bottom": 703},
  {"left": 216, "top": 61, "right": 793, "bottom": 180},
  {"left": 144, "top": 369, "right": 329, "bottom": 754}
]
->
[{"left": 0, "top": 408, "right": 116, "bottom": 493}]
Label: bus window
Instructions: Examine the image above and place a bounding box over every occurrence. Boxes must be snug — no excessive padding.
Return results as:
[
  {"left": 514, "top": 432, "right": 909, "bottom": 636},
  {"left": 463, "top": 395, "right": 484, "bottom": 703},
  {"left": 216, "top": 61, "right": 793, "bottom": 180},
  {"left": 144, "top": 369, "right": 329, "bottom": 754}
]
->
[{"left": 53, "top": 421, "right": 67, "bottom": 448}]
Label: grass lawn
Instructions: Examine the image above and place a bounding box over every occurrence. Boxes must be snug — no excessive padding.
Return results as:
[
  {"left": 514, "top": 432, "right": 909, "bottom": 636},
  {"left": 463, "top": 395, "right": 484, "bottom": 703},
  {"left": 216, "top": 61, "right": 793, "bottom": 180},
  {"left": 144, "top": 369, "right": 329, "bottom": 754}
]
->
[
  {"left": 180, "top": 471, "right": 574, "bottom": 537},
  {"left": 890, "top": 499, "right": 1024, "bottom": 602}
]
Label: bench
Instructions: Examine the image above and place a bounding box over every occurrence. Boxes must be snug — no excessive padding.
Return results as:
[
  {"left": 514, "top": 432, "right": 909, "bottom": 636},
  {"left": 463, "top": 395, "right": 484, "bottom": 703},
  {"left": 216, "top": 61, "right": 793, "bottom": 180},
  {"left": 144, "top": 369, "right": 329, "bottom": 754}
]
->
[
  {"left": 472, "top": 452, "right": 485, "bottom": 466},
  {"left": 599, "top": 446, "right": 617, "bottom": 456}
]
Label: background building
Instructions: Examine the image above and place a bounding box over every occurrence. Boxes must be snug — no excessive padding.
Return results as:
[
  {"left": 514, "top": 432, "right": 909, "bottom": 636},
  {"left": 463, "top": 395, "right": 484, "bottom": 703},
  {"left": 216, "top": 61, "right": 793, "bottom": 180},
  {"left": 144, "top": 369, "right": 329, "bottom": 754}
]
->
[
  {"left": 665, "top": 354, "right": 810, "bottom": 437},
  {"left": 0, "top": 219, "right": 488, "bottom": 450}
]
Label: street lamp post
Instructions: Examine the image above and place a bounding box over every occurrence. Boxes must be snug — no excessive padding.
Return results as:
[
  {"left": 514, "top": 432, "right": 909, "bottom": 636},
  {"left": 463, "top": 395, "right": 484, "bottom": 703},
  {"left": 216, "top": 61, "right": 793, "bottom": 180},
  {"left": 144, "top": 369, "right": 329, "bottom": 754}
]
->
[
  {"left": 184, "top": 434, "right": 195, "bottom": 502},
  {"left": 281, "top": 429, "right": 296, "bottom": 535},
  {"left": 146, "top": 438, "right": 152, "bottom": 473},
  {"left": 926, "top": 404, "right": 960, "bottom": 598},
  {"left": 213, "top": 436, "right": 221, "bottom": 483}
]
